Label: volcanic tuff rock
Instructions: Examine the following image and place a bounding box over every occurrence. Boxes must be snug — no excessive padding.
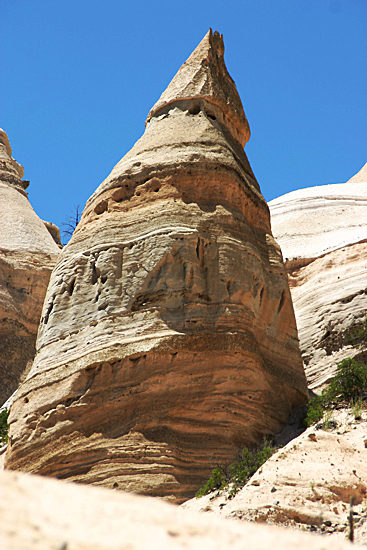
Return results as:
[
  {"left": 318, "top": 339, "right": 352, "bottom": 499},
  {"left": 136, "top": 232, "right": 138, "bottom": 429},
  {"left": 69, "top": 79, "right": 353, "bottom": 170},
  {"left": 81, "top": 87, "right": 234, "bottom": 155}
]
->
[
  {"left": 0, "top": 129, "right": 60, "bottom": 405},
  {"left": 5, "top": 30, "right": 307, "bottom": 501},
  {"left": 269, "top": 172, "right": 367, "bottom": 390},
  {"left": 1, "top": 470, "right": 362, "bottom": 550},
  {"left": 348, "top": 162, "right": 367, "bottom": 184},
  {"left": 184, "top": 408, "right": 367, "bottom": 545}
]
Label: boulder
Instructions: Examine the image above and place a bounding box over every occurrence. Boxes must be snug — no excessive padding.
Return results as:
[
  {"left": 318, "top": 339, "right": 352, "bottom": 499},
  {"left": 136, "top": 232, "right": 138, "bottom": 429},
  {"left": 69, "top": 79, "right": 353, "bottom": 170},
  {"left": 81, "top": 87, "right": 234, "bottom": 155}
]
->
[
  {"left": 5, "top": 30, "right": 307, "bottom": 501},
  {"left": 0, "top": 129, "right": 60, "bottom": 405},
  {"left": 269, "top": 175, "right": 367, "bottom": 390}
]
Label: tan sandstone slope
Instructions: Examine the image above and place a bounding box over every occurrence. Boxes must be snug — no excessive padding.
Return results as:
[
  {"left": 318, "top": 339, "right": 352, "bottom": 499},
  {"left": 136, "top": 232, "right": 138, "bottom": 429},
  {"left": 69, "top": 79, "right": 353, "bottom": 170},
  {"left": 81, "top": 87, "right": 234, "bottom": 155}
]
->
[
  {"left": 184, "top": 408, "right": 367, "bottom": 545},
  {"left": 0, "top": 129, "right": 60, "bottom": 406},
  {"left": 0, "top": 469, "right": 361, "bottom": 550},
  {"left": 268, "top": 169, "right": 367, "bottom": 390},
  {"left": 5, "top": 30, "right": 307, "bottom": 502}
]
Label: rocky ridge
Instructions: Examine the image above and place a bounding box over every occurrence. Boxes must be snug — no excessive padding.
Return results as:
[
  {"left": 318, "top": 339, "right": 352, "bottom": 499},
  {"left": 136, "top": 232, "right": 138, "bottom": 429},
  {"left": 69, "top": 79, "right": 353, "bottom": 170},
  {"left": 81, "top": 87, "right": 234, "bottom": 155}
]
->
[
  {"left": 0, "top": 129, "right": 60, "bottom": 405},
  {"left": 5, "top": 30, "right": 307, "bottom": 502}
]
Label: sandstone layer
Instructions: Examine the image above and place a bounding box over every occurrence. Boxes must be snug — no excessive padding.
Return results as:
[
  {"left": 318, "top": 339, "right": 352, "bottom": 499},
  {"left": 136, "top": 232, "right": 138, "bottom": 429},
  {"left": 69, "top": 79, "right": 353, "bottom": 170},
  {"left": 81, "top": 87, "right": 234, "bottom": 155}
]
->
[
  {"left": 0, "top": 129, "right": 60, "bottom": 405},
  {"left": 184, "top": 408, "right": 367, "bottom": 545},
  {"left": 5, "top": 30, "right": 307, "bottom": 501},
  {"left": 1, "top": 469, "right": 361, "bottom": 550},
  {"left": 269, "top": 177, "right": 367, "bottom": 390}
]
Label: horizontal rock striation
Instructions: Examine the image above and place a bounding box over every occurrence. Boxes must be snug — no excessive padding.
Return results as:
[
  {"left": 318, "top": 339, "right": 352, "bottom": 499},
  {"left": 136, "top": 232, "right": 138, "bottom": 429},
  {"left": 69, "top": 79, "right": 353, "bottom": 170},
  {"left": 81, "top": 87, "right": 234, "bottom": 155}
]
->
[
  {"left": 269, "top": 175, "right": 367, "bottom": 389},
  {"left": 0, "top": 129, "right": 60, "bottom": 405},
  {"left": 5, "top": 31, "right": 307, "bottom": 501}
]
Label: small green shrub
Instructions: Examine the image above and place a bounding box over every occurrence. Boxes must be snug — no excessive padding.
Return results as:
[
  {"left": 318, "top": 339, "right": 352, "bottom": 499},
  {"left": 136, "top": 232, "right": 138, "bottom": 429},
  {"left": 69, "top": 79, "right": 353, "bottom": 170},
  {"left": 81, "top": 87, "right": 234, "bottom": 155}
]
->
[
  {"left": 195, "top": 467, "right": 227, "bottom": 498},
  {"left": 195, "top": 439, "right": 275, "bottom": 498},
  {"left": 326, "top": 358, "right": 367, "bottom": 402},
  {"left": 351, "top": 398, "right": 364, "bottom": 420},
  {"left": 228, "top": 441, "right": 274, "bottom": 497},
  {"left": 303, "top": 358, "right": 367, "bottom": 427},
  {"left": 0, "top": 409, "right": 9, "bottom": 444},
  {"left": 303, "top": 395, "right": 325, "bottom": 427},
  {"left": 345, "top": 319, "right": 367, "bottom": 348}
]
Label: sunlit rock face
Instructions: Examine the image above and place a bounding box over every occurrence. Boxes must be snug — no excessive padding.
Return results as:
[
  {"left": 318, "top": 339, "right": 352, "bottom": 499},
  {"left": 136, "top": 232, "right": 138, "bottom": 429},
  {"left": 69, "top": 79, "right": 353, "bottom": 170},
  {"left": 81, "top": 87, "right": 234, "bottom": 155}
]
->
[
  {"left": 0, "top": 129, "right": 60, "bottom": 406},
  {"left": 269, "top": 170, "right": 367, "bottom": 391},
  {"left": 6, "top": 31, "right": 307, "bottom": 502}
]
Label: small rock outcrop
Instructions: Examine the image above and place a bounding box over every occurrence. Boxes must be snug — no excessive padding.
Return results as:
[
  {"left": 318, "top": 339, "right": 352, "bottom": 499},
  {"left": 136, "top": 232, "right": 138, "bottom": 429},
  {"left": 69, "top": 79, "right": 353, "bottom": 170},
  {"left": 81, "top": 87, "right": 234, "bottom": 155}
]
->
[
  {"left": 5, "top": 31, "right": 307, "bottom": 501},
  {"left": 184, "top": 408, "right": 367, "bottom": 545},
  {"left": 269, "top": 173, "right": 367, "bottom": 390},
  {"left": 0, "top": 129, "right": 60, "bottom": 405}
]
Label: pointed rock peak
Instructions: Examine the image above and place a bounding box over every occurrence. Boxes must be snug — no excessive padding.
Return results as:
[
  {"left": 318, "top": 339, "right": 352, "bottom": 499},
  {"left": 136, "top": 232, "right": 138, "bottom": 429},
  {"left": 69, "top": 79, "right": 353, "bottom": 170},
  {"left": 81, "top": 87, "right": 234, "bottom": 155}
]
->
[
  {"left": 146, "top": 29, "right": 250, "bottom": 147},
  {"left": 347, "top": 162, "right": 367, "bottom": 184},
  {"left": 0, "top": 128, "right": 28, "bottom": 191},
  {"left": 0, "top": 128, "right": 13, "bottom": 160},
  {"left": 0, "top": 128, "right": 24, "bottom": 178}
]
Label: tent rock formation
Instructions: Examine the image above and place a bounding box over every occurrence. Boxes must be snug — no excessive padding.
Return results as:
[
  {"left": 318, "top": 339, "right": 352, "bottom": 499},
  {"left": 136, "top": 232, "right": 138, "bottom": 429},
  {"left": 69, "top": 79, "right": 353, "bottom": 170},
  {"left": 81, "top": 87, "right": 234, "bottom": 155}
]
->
[
  {"left": 5, "top": 31, "right": 307, "bottom": 502},
  {"left": 0, "top": 129, "right": 60, "bottom": 406}
]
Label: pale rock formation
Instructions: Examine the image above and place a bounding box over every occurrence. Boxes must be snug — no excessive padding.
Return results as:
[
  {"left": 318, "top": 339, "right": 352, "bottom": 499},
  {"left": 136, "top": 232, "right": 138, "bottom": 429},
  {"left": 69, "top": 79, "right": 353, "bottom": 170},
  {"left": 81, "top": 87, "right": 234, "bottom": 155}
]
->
[
  {"left": 0, "top": 129, "right": 60, "bottom": 405},
  {"left": 269, "top": 178, "right": 367, "bottom": 389},
  {"left": 0, "top": 469, "right": 362, "bottom": 550},
  {"left": 5, "top": 30, "right": 307, "bottom": 501},
  {"left": 348, "top": 162, "right": 367, "bottom": 184},
  {"left": 184, "top": 408, "right": 367, "bottom": 545},
  {"left": 269, "top": 182, "right": 367, "bottom": 262}
]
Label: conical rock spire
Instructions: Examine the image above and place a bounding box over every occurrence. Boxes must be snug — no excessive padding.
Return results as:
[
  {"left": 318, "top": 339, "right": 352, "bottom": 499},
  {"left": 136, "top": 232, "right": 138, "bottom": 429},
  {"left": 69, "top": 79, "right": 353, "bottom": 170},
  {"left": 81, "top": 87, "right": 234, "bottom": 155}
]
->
[
  {"left": 0, "top": 128, "right": 26, "bottom": 188},
  {"left": 6, "top": 34, "right": 307, "bottom": 502},
  {"left": 0, "top": 130, "right": 60, "bottom": 406},
  {"left": 0, "top": 129, "right": 60, "bottom": 254},
  {"left": 147, "top": 29, "right": 250, "bottom": 147},
  {"left": 86, "top": 31, "right": 258, "bottom": 208}
]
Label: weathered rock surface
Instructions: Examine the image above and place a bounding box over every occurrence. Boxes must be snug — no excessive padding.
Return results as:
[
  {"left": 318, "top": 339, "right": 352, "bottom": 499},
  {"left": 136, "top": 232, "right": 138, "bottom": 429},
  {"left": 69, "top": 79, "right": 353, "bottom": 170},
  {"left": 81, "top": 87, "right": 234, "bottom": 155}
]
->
[
  {"left": 0, "top": 469, "right": 361, "bottom": 550},
  {"left": 184, "top": 408, "right": 367, "bottom": 546},
  {"left": 269, "top": 177, "right": 367, "bottom": 389},
  {"left": 5, "top": 30, "right": 307, "bottom": 501},
  {"left": 0, "top": 129, "right": 60, "bottom": 405}
]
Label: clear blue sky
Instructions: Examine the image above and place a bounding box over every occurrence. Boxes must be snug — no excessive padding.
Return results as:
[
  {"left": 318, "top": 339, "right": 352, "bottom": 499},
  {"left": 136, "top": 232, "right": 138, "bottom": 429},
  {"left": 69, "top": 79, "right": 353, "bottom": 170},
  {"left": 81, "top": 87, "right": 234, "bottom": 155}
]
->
[{"left": 2, "top": 0, "right": 366, "bottom": 240}]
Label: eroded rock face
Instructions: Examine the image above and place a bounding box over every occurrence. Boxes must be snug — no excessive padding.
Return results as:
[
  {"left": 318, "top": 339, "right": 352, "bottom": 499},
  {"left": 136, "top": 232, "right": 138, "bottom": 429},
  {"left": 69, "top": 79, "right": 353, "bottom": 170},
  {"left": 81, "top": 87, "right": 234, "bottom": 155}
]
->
[
  {"left": 5, "top": 31, "right": 307, "bottom": 501},
  {"left": 269, "top": 176, "right": 367, "bottom": 390},
  {"left": 0, "top": 129, "right": 60, "bottom": 405}
]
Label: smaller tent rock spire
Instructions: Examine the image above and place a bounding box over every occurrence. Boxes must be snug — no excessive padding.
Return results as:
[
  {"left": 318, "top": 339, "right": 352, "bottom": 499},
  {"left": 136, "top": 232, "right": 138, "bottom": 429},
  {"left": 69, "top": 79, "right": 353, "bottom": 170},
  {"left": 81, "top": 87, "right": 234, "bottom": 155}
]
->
[{"left": 0, "top": 129, "right": 28, "bottom": 191}]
